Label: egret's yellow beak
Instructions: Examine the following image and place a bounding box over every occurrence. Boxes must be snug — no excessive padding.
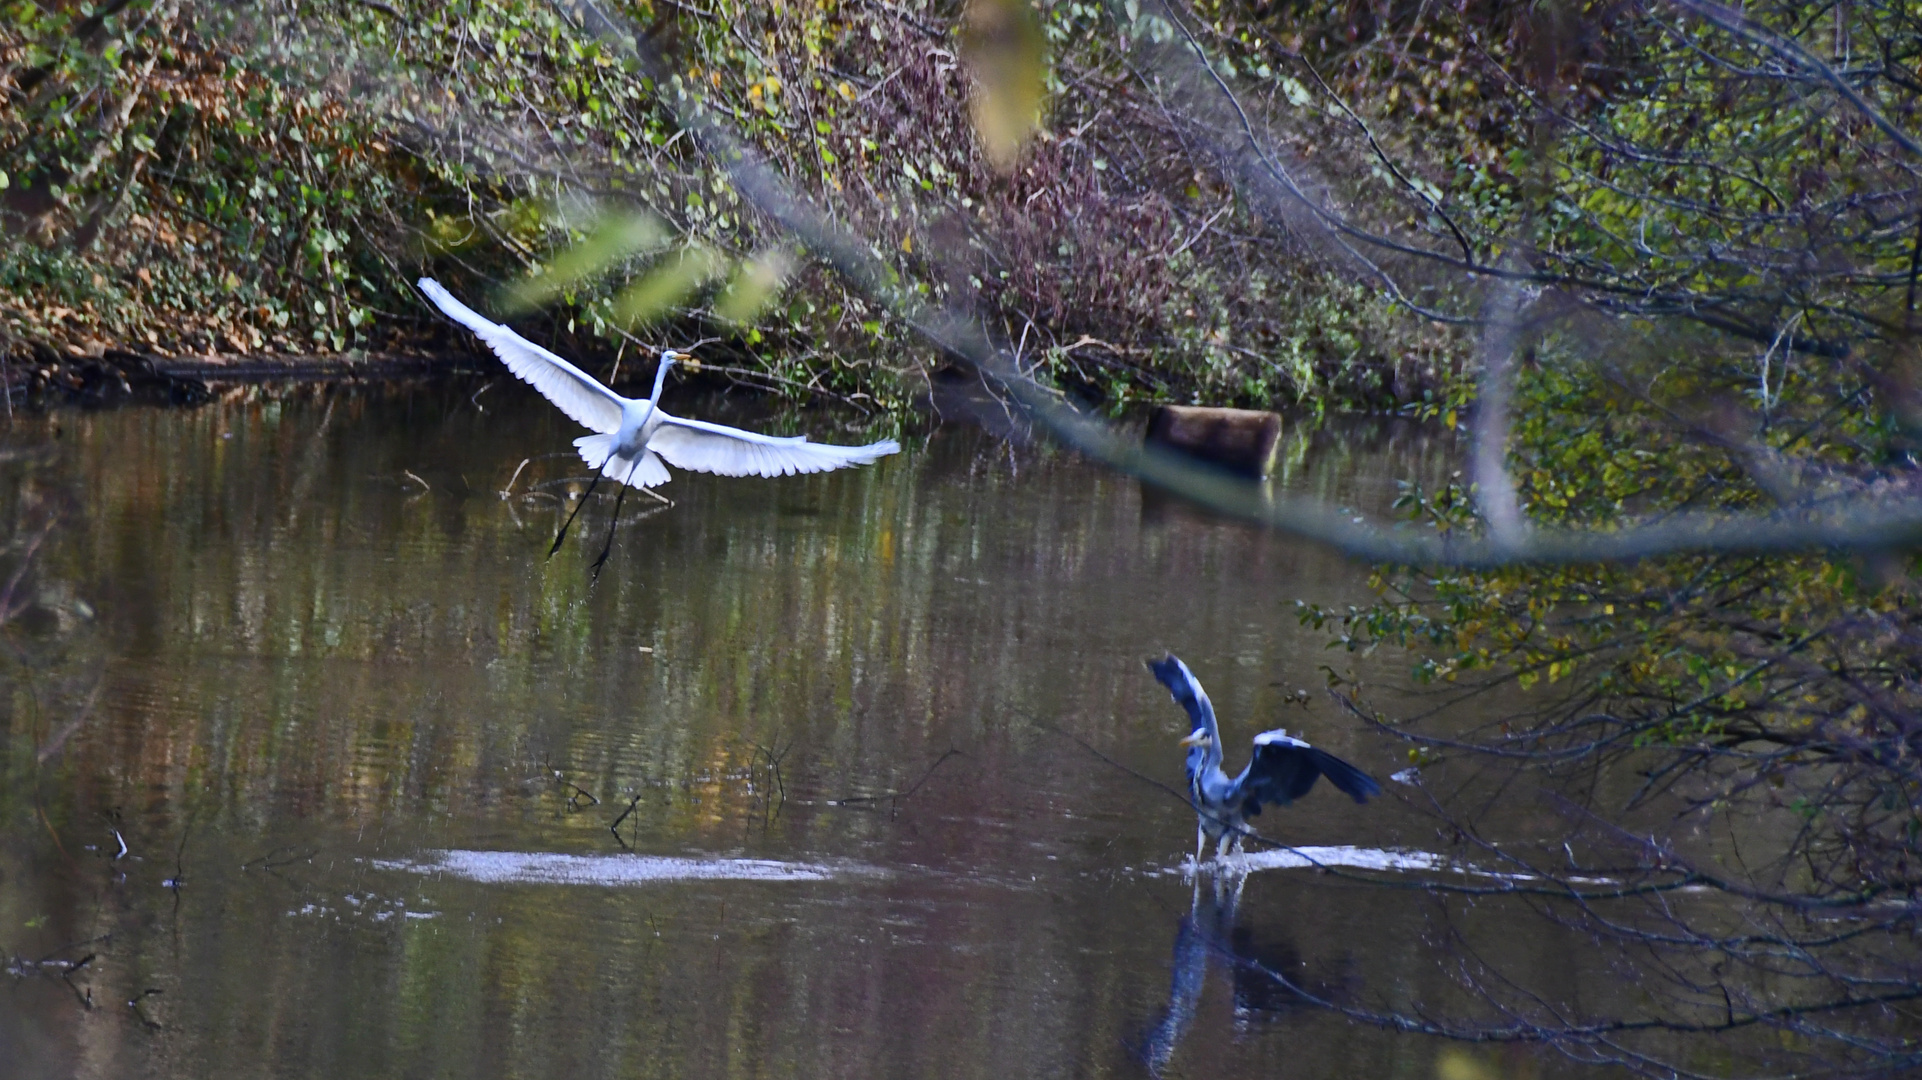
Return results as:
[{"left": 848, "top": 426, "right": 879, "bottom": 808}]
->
[
  {"left": 669, "top": 350, "right": 699, "bottom": 371},
  {"left": 1179, "top": 731, "right": 1208, "bottom": 748}
]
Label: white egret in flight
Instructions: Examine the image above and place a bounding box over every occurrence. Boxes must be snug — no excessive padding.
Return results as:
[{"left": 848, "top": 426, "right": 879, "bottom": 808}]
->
[{"left": 418, "top": 278, "right": 900, "bottom": 573}]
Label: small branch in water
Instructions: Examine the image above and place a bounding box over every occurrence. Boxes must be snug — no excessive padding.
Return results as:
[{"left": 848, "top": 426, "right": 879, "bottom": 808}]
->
[
  {"left": 500, "top": 458, "right": 531, "bottom": 498},
  {"left": 536, "top": 474, "right": 674, "bottom": 506},
  {"left": 0, "top": 516, "right": 55, "bottom": 626},
  {"left": 609, "top": 793, "right": 644, "bottom": 848},
  {"left": 240, "top": 845, "right": 315, "bottom": 871},
  {"left": 33, "top": 935, "right": 110, "bottom": 967},
  {"left": 36, "top": 678, "right": 103, "bottom": 765},
  {"left": 63, "top": 962, "right": 96, "bottom": 1010},
  {"left": 36, "top": 805, "right": 69, "bottom": 860},
  {"left": 557, "top": 775, "right": 600, "bottom": 810},
  {"left": 747, "top": 738, "right": 792, "bottom": 826},
  {"left": 128, "top": 988, "right": 163, "bottom": 1030},
  {"left": 164, "top": 816, "right": 191, "bottom": 908},
  {"left": 402, "top": 470, "right": 432, "bottom": 493},
  {"left": 821, "top": 748, "right": 964, "bottom": 815}
]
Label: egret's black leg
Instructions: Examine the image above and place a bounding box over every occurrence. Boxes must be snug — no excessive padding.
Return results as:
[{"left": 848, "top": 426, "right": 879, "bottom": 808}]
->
[
  {"left": 589, "top": 458, "right": 644, "bottom": 582},
  {"left": 549, "top": 470, "right": 606, "bottom": 557}
]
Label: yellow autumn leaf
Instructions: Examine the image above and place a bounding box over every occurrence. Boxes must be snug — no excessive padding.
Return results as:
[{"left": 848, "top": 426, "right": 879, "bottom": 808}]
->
[
  {"left": 714, "top": 250, "right": 793, "bottom": 325},
  {"left": 613, "top": 245, "right": 725, "bottom": 328},
  {"left": 961, "top": 0, "right": 1047, "bottom": 171},
  {"left": 503, "top": 210, "right": 666, "bottom": 314}
]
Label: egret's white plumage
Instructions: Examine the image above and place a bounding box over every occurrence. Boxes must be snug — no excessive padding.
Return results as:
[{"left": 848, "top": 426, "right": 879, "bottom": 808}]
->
[{"left": 418, "top": 278, "right": 900, "bottom": 489}]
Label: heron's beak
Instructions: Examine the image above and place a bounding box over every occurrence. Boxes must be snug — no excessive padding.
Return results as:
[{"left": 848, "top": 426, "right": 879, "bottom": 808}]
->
[
  {"left": 1178, "top": 731, "right": 1208, "bottom": 748},
  {"left": 669, "top": 350, "right": 698, "bottom": 370}
]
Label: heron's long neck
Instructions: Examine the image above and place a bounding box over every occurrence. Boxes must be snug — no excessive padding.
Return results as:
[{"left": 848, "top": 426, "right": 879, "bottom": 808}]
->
[{"left": 1195, "top": 699, "right": 1224, "bottom": 773}]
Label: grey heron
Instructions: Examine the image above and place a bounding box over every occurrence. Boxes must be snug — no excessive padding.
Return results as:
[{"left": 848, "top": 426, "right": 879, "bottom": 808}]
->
[
  {"left": 1147, "top": 654, "right": 1381, "bottom": 862},
  {"left": 418, "top": 278, "right": 900, "bottom": 573}
]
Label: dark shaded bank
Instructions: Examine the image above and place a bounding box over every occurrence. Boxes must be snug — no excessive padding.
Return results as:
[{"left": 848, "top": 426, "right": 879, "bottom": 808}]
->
[{"left": 1, "top": 348, "right": 491, "bottom": 408}]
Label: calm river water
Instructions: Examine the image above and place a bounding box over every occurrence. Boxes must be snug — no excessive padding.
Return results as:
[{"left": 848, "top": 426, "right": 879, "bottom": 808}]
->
[{"left": 2, "top": 381, "right": 1602, "bottom": 1079}]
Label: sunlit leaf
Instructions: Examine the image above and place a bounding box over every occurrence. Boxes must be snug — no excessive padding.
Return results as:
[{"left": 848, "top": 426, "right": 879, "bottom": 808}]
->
[
  {"left": 961, "top": 0, "right": 1047, "bottom": 171},
  {"left": 419, "top": 211, "right": 481, "bottom": 255},
  {"left": 1434, "top": 1049, "right": 1500, "bottom": 1080},
  {"left": 502, "top": 209, "right": 667, "bottom": 313},
  {"left": 714, "top": 250, "right": 793, "bottom": 325},
  {"left": 612, "top": 244, "right": 725, "bottom": 328}
]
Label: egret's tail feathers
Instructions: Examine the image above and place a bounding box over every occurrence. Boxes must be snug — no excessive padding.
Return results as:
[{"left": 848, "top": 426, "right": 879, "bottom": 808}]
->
[
  {"left": 1309, "top": 747, "right": 1382, "bottom": 804},
  {"left": 574, "top": 433, "right": 619, "bottom": 470},
  {"left": 574, "top": 435, "right": 671, "bottom": 489},
  {"left": 611, "top": 452, "right": 672, "bottom": 489}
]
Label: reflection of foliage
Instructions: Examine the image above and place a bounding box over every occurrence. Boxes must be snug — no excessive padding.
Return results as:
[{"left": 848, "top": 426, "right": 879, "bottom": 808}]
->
[{"left": 0, "top": 435, "right": 96, "bottom": 822}]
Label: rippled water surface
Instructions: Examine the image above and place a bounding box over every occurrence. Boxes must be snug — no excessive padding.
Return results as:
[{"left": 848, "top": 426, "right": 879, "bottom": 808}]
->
[{"left": 0, "top": 381, "right": 1595, "bottom": 1079}]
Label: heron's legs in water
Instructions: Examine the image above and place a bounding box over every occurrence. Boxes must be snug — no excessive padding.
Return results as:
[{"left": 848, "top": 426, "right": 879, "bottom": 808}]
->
[
  {"left": 1217, "top": 829, "right": 1243, "bottom": 859},
  {"left": 590, "top": 456, "right": 644, "bottom": 581},
  {"left": 548, "top": 469, "right": 607, "bottom": 556},
  {"left": 1212, "top": 864, "right": 1247, "bottom": 908}
]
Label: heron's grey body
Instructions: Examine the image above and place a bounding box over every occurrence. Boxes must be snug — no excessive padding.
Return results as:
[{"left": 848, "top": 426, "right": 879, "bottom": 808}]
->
[{"left": 1148, "top": 654, "right": 1381, "bottom": 861}]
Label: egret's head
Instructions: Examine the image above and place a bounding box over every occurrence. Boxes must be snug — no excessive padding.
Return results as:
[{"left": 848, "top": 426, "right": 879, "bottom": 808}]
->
[
  {"left": 661, "top": 348, "right": 696, "bottom": 369},
  {"left": 1179, "top": 729, "right": 1213, "bottom": 750}
]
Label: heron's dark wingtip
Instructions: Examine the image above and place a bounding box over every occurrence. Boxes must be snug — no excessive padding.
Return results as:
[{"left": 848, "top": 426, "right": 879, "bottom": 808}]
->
[
  {"left": 1348, "top": 775, "right": 1384, "bottom": 803},
  {"left": 1310, "top": 746, "right": 1383, "bottom": 804}
]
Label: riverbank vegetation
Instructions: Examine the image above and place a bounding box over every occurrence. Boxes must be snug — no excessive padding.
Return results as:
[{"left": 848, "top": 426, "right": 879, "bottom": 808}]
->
[
  {"left": 3, "top": 0, "right": 1477, "bottom": 407},
  {"left": 9, "top": 0, "right": 1922, "bottom": 1074}
]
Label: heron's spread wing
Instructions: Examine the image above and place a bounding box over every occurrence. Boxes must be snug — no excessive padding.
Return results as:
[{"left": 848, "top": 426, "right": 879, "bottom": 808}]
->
[
  {"left": 648, "top": 413, "right": 900, "bottom": 478},
  {"left": 1307, "top": 746, "right": 1383, "bottom": 803},
  {"left": 1239, "top": 732, "right": 1380, "bottom": 814},
  {"left": 418, "top": 278, "right": 625, "bottom": 434},
  {"left": 1148, "top": 654, "right": 1218, "bottom": 734}
]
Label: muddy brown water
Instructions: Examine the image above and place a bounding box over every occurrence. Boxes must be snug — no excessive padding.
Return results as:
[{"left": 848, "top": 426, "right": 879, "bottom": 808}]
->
[{"left": 3, "top": 382, "right": 1613, "bottom": 1079}]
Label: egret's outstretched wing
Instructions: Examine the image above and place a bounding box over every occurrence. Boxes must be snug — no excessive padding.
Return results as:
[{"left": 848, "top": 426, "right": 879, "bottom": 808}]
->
[
  {"left": 1239, "top": 732, "right": 1380, "bottom": 814},
  {"left": 648, "top": 413, "right": 900, "bottom": 478},
  {"left": 418, "top": 278, "right": 625, "bottom": 434},
  {"left": 1147, "top": 654, "right": 1219, "bottom": 735}
]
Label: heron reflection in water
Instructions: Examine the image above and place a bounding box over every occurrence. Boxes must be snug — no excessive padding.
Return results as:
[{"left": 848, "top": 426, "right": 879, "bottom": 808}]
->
[
  {"left": 1139, "top": 876, "right": 1320, "bottom": 1076},
  {"left": 1147, "top": 654, "right": 1382, "bottom": 864}
]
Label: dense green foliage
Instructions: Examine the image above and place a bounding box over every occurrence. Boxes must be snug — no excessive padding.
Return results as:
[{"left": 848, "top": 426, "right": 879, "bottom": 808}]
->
[
  {"left": 1260, "top": 0, "right": 1922, "bottom": 901},
  {"left": 2, "top": 0, "right": 1482, "bottom": 406}
]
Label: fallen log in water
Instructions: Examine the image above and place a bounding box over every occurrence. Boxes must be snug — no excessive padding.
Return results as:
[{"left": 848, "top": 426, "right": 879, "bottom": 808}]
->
[{"left": 1144, "top": 405, "right": 1282, "bottom": 479}]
